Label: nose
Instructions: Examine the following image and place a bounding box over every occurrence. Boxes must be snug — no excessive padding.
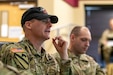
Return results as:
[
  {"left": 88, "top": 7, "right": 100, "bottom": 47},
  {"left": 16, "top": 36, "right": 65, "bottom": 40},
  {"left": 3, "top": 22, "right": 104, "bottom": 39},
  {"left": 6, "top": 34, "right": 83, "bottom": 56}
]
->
[
  {"left": 47, "top": 21, "right": 52, "bottom": 27},
  {"left": 44, "top": 18, "right": 52, "bottom": 27},
  {"left": 86, "top": 41, "right": 90, "bottom": 47}
]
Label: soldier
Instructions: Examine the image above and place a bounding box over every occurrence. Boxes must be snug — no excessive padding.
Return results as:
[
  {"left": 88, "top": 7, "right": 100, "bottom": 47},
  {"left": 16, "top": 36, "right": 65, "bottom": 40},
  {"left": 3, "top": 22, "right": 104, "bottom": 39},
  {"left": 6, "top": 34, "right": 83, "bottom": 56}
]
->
[
  {"left": 0, "top": 61, "right": 33, "bottom": 75},
  {"left": 53, "top": 26, "right": 106, "bottom": 75},
  {"left": 0, "top": 7, "right": 71, "bottom": 75},
  {"left": 99, "top": 18, "right": 113, "bottom": 65}
]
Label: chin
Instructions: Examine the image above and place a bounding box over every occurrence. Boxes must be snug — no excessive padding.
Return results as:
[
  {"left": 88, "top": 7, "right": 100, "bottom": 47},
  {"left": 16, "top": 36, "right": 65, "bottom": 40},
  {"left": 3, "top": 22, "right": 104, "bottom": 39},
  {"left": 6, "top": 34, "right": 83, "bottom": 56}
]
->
[
  {"left": 45, "top": 37, "right": 50, "bottom": 40},
  {"left": 83, "top": 51, "right": 86, "bottom": 54},
  {"left": 81, "top": 51, "right": 86, "bottom": 54},
  {"left": 80, "top": 53, "right": 85, "bottom": 54}
]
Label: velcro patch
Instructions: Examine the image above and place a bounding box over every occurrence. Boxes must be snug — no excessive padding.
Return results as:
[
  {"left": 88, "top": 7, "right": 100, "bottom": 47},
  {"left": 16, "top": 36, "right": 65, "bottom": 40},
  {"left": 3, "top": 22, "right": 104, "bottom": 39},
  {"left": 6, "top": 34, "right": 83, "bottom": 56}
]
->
[{"left": 11, "top": 48, "right": 25, "bottom": 53}]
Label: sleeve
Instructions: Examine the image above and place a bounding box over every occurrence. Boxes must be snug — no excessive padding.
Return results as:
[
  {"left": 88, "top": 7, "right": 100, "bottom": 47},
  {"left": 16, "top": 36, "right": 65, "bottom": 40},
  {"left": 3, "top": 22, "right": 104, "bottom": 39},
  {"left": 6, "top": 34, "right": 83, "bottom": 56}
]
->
[
  {"left": 0, "top": 43, "right": 29, "bottom": 70},
  {"left": 96, "top": 64, "right": 106, "bottom": 75},
  {"left": 60, "top": 59, "right": 72, "bottom": 75},
  {"left": 88, "top": 56, "right": 106, "bottom": 75},
  {"left": 0, "top": 61, "right": 33, "bottom": 75},
  {"left": 0, "top": 61, "right": 18, "bottom": 75},
  {"left": 52, "top": 53, "right": 72, "bottom": 75},
  {"left": 99, "top": 30, "right": 108, "bottom": 45},
  {"left": 98, "top": 30, "right": 108, "bottom": 56}
]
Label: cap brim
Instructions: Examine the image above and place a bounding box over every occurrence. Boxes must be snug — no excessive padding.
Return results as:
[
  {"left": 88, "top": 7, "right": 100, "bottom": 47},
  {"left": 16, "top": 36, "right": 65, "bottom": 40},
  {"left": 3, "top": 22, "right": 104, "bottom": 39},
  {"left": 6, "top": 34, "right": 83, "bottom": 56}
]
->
[
  {"left": 34, "top": 14, "right": 58, "bottom": 24},
  {"left": 49, "top": 15, "right": 58, "bottom": 24}
]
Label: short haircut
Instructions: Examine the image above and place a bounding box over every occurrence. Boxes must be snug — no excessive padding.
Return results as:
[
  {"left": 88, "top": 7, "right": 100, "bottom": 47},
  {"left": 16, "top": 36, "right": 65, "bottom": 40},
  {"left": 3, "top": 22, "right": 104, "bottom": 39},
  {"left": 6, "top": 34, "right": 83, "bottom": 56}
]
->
[{"left": 70, "top": 26, "right": 83, "bottom": 36}]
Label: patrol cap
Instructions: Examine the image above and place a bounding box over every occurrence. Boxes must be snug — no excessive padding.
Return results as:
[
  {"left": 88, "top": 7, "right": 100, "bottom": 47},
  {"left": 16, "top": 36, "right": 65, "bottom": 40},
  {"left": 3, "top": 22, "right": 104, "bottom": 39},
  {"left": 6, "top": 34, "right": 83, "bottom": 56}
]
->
[{"left": 21, "top": 7, "right": 58, "bottom": 27}]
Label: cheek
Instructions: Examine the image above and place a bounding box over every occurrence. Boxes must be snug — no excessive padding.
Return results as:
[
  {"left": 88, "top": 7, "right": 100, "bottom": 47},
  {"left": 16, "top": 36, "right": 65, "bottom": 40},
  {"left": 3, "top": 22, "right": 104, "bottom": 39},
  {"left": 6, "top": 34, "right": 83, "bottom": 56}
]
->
[
  {"left": 31, "top": 26, "right": 42, "bottom": 36},
  {"left": 32, "top": 27, "right": 39, "bottom": 32},
  {"left": 32, "top": 24, "right": 43, "bottom": 31},
  {"left": 73, "top": 42, "right": 79, "bottom": 48},
  {"left": 75, "top": 40, "right": 81, "bottom": 45}
]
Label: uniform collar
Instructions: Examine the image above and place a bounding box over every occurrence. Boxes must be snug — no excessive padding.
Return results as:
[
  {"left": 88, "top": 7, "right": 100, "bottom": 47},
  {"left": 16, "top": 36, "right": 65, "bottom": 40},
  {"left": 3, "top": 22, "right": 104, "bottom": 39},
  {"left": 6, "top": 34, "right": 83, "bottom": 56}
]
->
[
  {"left": 21, "top": 37, "right": 46, "bottom": 57},
  {"left": 68, "top": 49, "right": 89, "bottom": 62}
]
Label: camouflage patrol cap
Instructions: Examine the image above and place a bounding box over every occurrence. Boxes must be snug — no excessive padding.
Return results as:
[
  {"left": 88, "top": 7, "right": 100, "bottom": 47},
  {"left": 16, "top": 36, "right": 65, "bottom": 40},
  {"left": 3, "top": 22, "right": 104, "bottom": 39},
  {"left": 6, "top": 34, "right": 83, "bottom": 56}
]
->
[{"left": 21, "top": 7, "right": 58, "bottom": 27}]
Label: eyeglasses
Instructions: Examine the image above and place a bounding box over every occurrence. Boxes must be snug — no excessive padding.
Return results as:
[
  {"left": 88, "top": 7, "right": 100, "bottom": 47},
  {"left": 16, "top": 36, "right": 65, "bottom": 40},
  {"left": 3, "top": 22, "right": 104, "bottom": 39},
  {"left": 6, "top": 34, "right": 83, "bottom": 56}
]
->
[{"left": 40, "top": 18, "right": 50, "bottom": 24}]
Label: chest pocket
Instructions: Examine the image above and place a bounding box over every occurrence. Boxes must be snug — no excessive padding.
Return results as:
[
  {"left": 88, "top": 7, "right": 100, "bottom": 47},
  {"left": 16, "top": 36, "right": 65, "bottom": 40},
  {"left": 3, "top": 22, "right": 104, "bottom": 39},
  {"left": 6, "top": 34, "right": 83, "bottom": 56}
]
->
[{"left": 13, "top": 52, "right": 29, "bottom": 69}]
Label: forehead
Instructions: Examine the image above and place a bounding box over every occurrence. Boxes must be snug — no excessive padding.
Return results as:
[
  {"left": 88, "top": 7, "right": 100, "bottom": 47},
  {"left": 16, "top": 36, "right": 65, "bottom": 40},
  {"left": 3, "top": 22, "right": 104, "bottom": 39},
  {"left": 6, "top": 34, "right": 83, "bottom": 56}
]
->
[{"left": 79, "top": 28, "right": 92, "bottom": 40}]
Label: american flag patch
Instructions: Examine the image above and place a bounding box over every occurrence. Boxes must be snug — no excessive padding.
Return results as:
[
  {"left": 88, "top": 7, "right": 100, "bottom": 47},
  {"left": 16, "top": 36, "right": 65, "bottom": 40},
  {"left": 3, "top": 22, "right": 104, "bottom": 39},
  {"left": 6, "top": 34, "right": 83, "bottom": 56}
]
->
[{"left": 11, "top": 48, "right": 25, "bottom": 53}]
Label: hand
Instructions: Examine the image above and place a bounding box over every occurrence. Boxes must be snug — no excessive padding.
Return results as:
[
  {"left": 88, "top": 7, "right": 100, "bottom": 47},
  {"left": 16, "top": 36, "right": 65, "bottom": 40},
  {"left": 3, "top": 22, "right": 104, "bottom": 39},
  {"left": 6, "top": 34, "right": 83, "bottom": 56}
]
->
[{"left": 52, "top": 36, "right": 69, "bottom": 60}]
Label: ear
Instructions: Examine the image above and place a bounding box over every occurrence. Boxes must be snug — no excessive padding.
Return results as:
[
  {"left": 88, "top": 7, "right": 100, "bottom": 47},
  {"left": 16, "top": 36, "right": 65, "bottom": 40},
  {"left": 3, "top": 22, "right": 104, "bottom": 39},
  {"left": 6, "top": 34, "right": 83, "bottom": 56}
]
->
[
  {"left": 70, "top": 34, "right": 76, "bottom": 41},
  {"left": 24, "top": 21, "right": 32, "bottom": 29}
]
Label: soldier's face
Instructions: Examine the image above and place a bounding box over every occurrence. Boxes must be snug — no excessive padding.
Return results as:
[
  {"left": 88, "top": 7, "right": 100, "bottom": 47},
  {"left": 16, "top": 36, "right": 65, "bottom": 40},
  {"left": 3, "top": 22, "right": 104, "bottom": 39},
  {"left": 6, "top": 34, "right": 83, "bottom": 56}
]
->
[
  {"left": 71, "top": 29, "right": 91, "bottom": 55},
  {"left": 30, "top": 18, "right": 52, "bottom": 40},
  {"left": 109, "top": 19, "right": 113, "bottom": 30}
]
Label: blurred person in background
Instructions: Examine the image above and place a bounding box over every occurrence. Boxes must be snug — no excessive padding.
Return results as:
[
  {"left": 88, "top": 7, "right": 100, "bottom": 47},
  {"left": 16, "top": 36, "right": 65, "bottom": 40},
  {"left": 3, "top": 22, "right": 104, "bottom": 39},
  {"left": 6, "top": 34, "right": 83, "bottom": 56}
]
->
[{"left": 99, "top": 18, "right": 113, "bottom": 65}]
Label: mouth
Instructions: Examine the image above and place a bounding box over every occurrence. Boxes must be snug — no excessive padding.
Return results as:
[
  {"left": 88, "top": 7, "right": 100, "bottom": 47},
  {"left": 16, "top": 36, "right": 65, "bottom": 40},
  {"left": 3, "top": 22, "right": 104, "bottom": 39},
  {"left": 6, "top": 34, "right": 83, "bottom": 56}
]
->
[
  {"left": 83, "top": 47, "right": 88, "bottom": 51},
  {"left": 45, "top": 30, "right": 51, "bottom": 35},
  {"left": 45, "top": 30, "right": 50, "bottom": 33}
]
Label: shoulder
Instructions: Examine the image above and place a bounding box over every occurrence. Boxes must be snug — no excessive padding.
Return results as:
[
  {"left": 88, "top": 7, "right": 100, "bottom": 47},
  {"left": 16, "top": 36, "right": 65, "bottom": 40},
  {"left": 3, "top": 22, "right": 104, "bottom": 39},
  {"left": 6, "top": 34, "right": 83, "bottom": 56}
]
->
[
  {"left": 0, "top": 42, "right": 29, "bottom": 69},
  {"left": 0, "top": 42, "right": 16, "bottom": 57},
  {"left": 102, "top": 29, "right": 110, "bottom": 34},
  {"left": 81, "top": 54, "right": 99, "bottom": 66},
  {"left": 81, "top": 54, "right": 96, "bottom": 61},
  {"left": 1, "top": 42, "right": 15, "bottom": 49},
  {"left": 0, "top": 42, "right": 26, "bottom": 53},
  {"left": 1, "top": 42, "right": 18, "bottom": 50},
  {"left": 0, "top": 42, "right": 28, "bottom": 57}
]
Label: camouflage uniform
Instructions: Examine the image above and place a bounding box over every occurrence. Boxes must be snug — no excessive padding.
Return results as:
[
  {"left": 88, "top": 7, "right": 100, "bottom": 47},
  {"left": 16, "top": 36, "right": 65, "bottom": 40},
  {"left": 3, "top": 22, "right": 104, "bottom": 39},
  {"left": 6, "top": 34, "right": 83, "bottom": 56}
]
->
[
  {"left": 99, "top": 29, "right": 113, "bottom": 64},
  {"left": 0, "top": 61, "right": 33, "bottom": 75},
  {"left": 0, "top": 38, "right": 71, "bottom": 75},
  {"left": 54, "top": 50, "right": 106, "bottom": 75}
]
